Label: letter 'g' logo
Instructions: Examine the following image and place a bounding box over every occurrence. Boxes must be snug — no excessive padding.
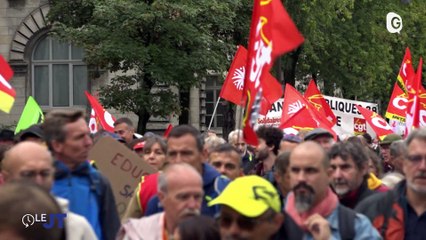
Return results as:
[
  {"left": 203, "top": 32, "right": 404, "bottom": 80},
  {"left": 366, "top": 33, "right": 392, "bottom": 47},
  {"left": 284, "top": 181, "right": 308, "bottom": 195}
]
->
[
  {"left": 386, "top": 12, "right": 403, "bottom": 34},
  {"left": 22, "top": 214, "right": 35, "bottom": 228}
]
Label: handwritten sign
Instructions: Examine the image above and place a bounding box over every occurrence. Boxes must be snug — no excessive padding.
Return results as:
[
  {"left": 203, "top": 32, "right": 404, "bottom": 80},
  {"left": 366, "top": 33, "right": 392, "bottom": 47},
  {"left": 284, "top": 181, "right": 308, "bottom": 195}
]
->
[{"left": 89, "top": 137, "right": 157, "bottom": 217}]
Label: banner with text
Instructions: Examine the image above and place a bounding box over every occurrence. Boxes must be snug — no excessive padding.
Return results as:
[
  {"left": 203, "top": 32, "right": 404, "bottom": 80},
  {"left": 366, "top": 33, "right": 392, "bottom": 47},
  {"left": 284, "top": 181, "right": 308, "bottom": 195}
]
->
[{"left": 257, "top": 96, "right": 379, "bottom": 137}]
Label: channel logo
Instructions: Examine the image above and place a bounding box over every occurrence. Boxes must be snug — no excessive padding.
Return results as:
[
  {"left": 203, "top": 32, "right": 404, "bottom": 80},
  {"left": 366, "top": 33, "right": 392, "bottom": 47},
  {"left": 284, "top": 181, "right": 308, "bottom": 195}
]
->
[
  {"left": 386, "top": 12, "right": 403, "bottom": 34},
  {"left": 21, "top": 213, "right": 67, "bottom": 229}
]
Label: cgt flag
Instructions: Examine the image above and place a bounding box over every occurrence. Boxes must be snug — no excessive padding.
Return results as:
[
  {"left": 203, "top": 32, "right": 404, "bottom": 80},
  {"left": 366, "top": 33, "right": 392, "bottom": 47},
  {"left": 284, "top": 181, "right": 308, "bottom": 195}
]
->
[
  {"left": 405, "top": 57, "right": 423, "bottom": 136},
  {"left": 356, "top": 105, "right": 394, "bottom": 140},
  {"left": 15, "top": 96, "right": 44, "bottom": 134},
  {"left": 397, "top": 47, "right": 415, "bottom": 94},
  {"left": 242, "top": 0, "right": 304, "bottom": 145},
  {"left": 304, "top": 79, "right": 337, "bottom": 125},
  {"left": 85, "top": 91, "right": 116, "bottom": 132},
  {"left": 385, "top": 82, "right": 407, "bottom": 122},
  {"left": 0, "top": 55, "right": 15, "bottom": 113}
]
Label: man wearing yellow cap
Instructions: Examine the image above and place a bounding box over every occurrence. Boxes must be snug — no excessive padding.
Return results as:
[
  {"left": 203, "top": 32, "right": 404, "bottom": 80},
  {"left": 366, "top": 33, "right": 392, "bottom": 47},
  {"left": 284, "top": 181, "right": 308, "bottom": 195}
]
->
[{"left": 209, "top": 175, "right": 332, "bottom": 240}]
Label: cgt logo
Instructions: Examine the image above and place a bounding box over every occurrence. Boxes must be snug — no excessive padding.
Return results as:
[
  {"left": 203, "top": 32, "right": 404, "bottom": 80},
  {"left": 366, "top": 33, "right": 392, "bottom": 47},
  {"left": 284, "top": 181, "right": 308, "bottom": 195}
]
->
[
  {"left": 354, "top": 118, "right": 367, "bottom": 134},
  {"left": 22, "top": 213, "right": 67, "bottom": 229}
]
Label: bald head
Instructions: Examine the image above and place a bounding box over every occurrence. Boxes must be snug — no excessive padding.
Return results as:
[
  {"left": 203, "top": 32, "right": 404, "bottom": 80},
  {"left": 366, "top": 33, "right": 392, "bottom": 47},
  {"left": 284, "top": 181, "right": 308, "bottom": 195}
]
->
[
  {"left": 291, "top": 141, "right": 329, "bottom": 169},
  {"left": 2, "top": 142, "right": 54, "bottom": 191}
]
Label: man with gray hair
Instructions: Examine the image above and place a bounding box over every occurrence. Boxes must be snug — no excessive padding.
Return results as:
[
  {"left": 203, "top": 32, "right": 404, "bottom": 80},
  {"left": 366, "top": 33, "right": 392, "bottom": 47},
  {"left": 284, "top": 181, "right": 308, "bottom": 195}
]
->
[
  {"left": 228, "top": 129, "right": 255, "bottom": 174},
  {"left": 356, "top": 128, "right": 426, "bottom": 239},
  {"left": 117, "top": 163, "right": 204, "bottom": 240},
  {"left": 1, "top": 141, "right": 97, "bottom": 240},
  {"left": 381, "top": 140, "right": 406, "bottom": 188}
]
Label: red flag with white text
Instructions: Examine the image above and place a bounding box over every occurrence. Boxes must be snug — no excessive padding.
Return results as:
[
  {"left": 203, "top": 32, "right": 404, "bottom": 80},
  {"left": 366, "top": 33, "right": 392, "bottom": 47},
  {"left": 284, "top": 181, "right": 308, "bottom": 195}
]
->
[
  {"left": 304, "top": 79, "right": 337, "bottom": 125},
  {"left": 385, "top": 82, "right": 408, "bottom": 122},
  {"left": 356, "top": 105, "right": 394, "bottom": 140},
  {"left": 242, "top": 0, "right": 304, "bottom": 145},
  {"left": 219, "top": 46, "right": 247, "bottom": 105},
  {"left": 397, "top": 47, "right": 415, "bottom": 94},
  {"left": 85, "top": 91, "right": 116, "bottom": 132}
]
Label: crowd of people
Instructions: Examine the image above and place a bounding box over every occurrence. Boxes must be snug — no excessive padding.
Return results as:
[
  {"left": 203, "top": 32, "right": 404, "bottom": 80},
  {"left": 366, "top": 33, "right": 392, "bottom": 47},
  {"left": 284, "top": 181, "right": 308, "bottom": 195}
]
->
[{"left": 0, "top": 108, "right": 423, "bottom": 240}]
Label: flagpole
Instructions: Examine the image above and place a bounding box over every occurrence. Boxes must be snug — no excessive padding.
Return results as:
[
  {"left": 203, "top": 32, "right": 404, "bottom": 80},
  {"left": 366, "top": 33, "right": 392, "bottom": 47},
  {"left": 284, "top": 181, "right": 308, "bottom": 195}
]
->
[{"left": 208, "top": 97, "right": 222, "bottom": 131}]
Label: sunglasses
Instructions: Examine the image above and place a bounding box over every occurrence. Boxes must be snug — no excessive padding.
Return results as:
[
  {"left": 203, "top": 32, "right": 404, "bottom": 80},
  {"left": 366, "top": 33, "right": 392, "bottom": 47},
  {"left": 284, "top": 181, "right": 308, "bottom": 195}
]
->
[{"left": 217, "top": 211, "right": 274, "bottom": 231}]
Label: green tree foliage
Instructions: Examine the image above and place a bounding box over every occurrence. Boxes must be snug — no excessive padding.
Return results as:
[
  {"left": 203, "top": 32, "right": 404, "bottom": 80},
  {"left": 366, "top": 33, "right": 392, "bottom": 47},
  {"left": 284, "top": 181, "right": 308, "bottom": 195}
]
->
[
  {"left": 283, "top": 0, "right": 426, "bottom": 112},
  {"left": 48, "top": 0, "right": 251, "bottom": 133}
]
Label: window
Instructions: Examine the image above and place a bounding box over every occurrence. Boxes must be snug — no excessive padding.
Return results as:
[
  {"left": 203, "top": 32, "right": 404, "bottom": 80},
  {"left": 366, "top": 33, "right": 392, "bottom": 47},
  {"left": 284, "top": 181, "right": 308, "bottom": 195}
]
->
[
  {"left": 205, "top": 75, "right": 226, "bottom": 128},
  {"left": 32, "top": 36, "right": 87, "bottom": 107}
]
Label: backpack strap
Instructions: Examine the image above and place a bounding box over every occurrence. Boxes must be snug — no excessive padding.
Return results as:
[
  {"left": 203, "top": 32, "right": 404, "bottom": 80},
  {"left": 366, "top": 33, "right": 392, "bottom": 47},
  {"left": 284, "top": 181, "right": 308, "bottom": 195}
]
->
[{"left": 338, "top": 205, "right": 356, "bottom": 240}]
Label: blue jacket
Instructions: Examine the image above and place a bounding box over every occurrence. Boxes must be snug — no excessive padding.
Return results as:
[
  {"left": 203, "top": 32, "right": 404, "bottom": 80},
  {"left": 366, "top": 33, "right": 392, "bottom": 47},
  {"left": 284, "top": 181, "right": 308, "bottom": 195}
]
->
[
  {"left": 52, "top": 161, "right": 120, "bottom": 240},
  {"left": 144, "top": 163, "right": 230, "bottom": 217}
]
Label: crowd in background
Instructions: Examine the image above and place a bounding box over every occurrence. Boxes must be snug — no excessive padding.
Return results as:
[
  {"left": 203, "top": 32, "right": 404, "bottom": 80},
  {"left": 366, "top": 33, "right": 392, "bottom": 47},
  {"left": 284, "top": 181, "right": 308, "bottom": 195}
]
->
[{"left": 0, "top": 108, "right": 424, "bottom": 240}]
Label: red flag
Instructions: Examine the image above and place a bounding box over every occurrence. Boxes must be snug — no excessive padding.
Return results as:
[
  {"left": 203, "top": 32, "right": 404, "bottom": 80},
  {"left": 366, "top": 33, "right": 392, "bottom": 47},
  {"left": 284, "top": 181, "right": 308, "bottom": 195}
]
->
[
  {"left": 88, "top": 108, "right": 98, "bottom": 134},
  {"left": 0, "top": 56, "right": 15, "bottom": 113},
  {"left": 304, "top": 79, "right": 337, "bottom": 125},
  {"left": 242, "top": 0, "right": 304, "bottom": 145},
  {"left": 385, "top": 83, "right": 408, "bottom": 121},
  {"left": 219, "top": 46, "right": 247, "bottom": 105},
  {"left": 280, "top": 104, "right": 337, "bottom": 141},
  {"left": 259, "top": 73, "right": 283, "bottom": 115},
  {"left": 356, "top": 105, "right": 394, "bottom": 140},
  {"left": 405, "top": 58, "right": 423, "bottom": 135},
  {"left": 397, "top": 47, "right": 415, "bottom": 94},
  {"left": 163, "top": 124, "right": 173, "bottom": 138},
  {"left": 0, "top": 55, "right": 14, "bottom": 82},
  {"left": 85, "top": 91, "right": 116, "bottom": 132}
]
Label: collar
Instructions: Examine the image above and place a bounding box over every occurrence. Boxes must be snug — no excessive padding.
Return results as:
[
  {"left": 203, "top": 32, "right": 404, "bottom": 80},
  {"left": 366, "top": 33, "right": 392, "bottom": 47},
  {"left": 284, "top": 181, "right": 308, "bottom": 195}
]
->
[
  {"left": 54, "top": 160, "right": 91, "bottom": 179},
  {"left": 202, "top": 162, "right": 221, "bottom": 187}
]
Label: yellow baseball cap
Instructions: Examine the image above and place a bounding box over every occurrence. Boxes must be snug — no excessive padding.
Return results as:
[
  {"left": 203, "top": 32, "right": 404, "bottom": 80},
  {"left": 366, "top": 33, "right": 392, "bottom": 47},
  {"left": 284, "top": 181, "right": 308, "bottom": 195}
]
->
[{"left": 208, "top": 175, "right": 281, "bottom": 218}]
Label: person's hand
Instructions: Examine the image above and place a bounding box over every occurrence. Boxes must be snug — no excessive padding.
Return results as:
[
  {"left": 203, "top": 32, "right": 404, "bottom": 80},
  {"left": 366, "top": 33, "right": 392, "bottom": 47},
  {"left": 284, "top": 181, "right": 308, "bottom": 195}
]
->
[{"left": 304, "top": 214, "right": 331, "bottom": 240}]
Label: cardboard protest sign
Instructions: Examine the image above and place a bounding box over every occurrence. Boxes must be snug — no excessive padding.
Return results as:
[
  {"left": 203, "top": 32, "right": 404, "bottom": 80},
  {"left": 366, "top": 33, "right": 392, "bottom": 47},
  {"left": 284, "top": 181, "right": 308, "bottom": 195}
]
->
[{"left": 89, "top": 137, "right": 157, "bottom": 217}]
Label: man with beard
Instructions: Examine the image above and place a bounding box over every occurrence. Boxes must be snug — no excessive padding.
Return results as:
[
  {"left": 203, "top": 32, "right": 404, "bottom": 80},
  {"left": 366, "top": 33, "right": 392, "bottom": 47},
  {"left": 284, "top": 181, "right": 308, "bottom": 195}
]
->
[
  {"left": 117, "top": 163, "right": 204, "bottom": 240},
  {"left": 356, "top": 128, "right": 426, "bottom": 239},
  {"left": 253, "top": 126, "right": 283, "bottom": 182},
  {"left": 379, "top": 133, "right": 402, "bottom": 173},
  {"left": 329, "top": 142, "right": 376, "bottom": 209},
  {"left": 282, "top": 141, "right": 380, "bottom": 239}
]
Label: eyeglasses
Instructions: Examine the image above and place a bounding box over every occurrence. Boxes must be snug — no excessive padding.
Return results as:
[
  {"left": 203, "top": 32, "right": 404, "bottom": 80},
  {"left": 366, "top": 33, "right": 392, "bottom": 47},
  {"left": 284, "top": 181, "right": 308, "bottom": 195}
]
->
[
  {"left": 217, "top": 211, "right": 274, "bottom": 231},
  {"left": 407, "top": 154, "right": 426, "bottom": 164},
  {"left": 19, "top": 170, "right": 53, "bottom": 179}
]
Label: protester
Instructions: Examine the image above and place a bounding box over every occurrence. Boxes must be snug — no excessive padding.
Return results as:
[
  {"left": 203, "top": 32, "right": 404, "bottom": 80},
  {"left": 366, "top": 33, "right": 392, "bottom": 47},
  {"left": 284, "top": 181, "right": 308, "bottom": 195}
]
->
[
  {"left": 173, "top": 213, "right": 219, "bottom": 240},
  {"left": 141, "top": 135, "right": 167, "bottom": 170},
  {"left": 379, "top": 133, "right": 403, "bottom": 173},
  {"left": 253, "top": 126, "right": 283, "bottom": 181},
  {"left": 130, "top": 138, "right": 145, "bottom": 158},
  {"left": 43, "top": 109, "right": 119, "bottom": 240},
  {"left": 228, "top": 129, "right": 255, "bottom": 174},
  {"left": 204, "top": 134, "right": 226, "bottom": 154},
  {"left": 0, "top": 182, "right": 64, "bottom": 240},
  {"left": 131, "top": 125, "right": 229, "bottom": 219},
  {"left": 283, "top": 141, "right": 380, "bottom": 239},
  {"left": 329, "top": 142, "right": 376, "bottom": 209},
  {"left": 279, "top": 134, "right": 301, "bottom": 154},
  {"left": 209, "top": 175, "right": 285, "bottom": 240},
  {"left": 0, "top": 129, "right": 14, "bottom": 146},
  {"left": 117, "top": 163, "right": 203, "bottom": 240},
  {"left": 356, "top": 128, "right": 426, "bottom": 239},
  {"left": 389, "top": 139, "right": 407, "bottom": 174},
  {"left": 114, "top": 117, "right": 136, "bottom": 145},
  {"left": 16, "top": 124, "right": 44, "bottom": 143},
  {"left": 1, "top": 141, "right": 97, "bottom": 240},
  {"left": 273, "top": 151, "right": 292, "bottom": 205},
  {"left": 208, "top": 143, "right": 242, "bottom": 180},
  {"left": 303, "top": 128, "right": 334, "bottom": 152}
]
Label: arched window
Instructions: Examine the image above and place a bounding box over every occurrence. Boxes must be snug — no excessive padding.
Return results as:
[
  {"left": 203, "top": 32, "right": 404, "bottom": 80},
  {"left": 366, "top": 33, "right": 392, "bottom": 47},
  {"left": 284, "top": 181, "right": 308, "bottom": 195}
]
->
[{"left": 32, "top": 35, "right": 87, "bottom": 107}]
